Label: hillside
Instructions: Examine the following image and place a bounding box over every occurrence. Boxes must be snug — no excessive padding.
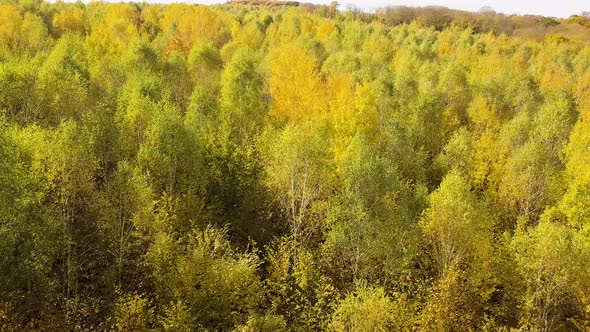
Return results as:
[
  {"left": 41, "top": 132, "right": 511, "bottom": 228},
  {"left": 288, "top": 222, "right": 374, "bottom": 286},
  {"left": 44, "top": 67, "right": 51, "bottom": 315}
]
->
[{"left": 1, "top": 0, "right": 590, "bottom": 330}]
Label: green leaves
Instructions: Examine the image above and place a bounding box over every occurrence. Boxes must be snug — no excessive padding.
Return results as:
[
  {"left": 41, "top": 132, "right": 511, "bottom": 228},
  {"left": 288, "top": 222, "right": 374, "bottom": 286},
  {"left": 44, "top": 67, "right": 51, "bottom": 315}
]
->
[
  {"left": 220, "top": 48, "right": 267, "bottom": 142},
  {"left": 261, "top": 120, "right": 334, "bottom": 245},
  {"left": 330, "top": 281, "right": 411, "bottom": 332},
  {"left": 146, "top": 226, "right": 262, "bottom": 330},
  {"left": 420, "top": 171, "right": 495, "bottom": 276},
  {"left": 512, "top": 220, "right": 590, "bottom": 331}
]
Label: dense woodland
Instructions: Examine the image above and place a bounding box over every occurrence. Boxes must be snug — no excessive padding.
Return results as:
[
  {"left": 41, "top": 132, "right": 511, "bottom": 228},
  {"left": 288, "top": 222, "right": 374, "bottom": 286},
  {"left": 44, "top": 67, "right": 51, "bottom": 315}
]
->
[{"left": 2, "top": 0, "right": 590, "bottom": 330}]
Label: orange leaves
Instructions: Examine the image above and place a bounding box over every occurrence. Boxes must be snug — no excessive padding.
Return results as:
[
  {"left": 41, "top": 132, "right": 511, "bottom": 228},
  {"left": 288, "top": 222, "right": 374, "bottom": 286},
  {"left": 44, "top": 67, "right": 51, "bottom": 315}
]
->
[{"left": 163, "top": 36, "right": 188, "bottom": 58}]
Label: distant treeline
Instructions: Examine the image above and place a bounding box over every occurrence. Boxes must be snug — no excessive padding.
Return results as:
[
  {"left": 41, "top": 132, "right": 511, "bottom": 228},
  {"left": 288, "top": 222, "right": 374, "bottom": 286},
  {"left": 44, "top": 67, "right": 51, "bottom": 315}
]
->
[{"left": 258, "top": 2, "right": 590, "bottom": 42}]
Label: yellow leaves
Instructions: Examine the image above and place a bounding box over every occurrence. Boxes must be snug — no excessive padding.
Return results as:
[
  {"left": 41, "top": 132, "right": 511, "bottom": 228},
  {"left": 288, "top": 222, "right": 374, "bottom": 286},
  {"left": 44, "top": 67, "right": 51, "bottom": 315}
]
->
[
  {"left": 511, "top": 221, "right": 589, "bottom": 331},
  {"left": 161, "top": 5, "right": 223, "bottom": 49},
  {"left": 86, "top": 3, "right": 137, "bottom": 58},
  {"left": 472, "top": 130, "right": 498, "bottom": 190},
  {"left": 266, "top": 8, "right": 308, "bottom": 44},
  {"left": 537, "top": 64, "right": 569, "bottom": 91},
  {"left": 354, "top": 81, "right": 381, "bottom": 141},
  {"left": 326, "top": 74, "right": 355, "bottom": 131},
  {"left": 113, "top": 294, "right": 154, "bottom": 331},
  {"left": 563, "top": 98, "right": 590, "bottom": 183},
  {"left": 437, "top": 29, "right": 457, "bottom": 58},
  {"left": 267, "top": 42, "right": 325, "bottom": 121},
  {"left": 267, "top": 46, "right": 357, "bottom": 126},
  {"left": 330, "top": 281, "right": 402, "bottom": 332},
  {"left": 573, "top": 72, "right": 590, "bottom": 106},
  {"left": 323, "top": 74, "right": 359, "bottom": 179},
  {"left": 442, "top": 107, "right": 462, "bottom": 138},
  {"left": 468, "top": 96, "right": 500, "bottom": 132},
  {"left": 52, "top": 7, "right": 86, "bottom": 35},
  {"left": 420, "top": 265, "right": 472, "bottom": 330},
  {"left": 530, "top": 37, "right": 576, "bottom": 91},
  {"left": 439, "top": 63, "right": 469, "bottom": 137},
  {"left": 0, "top": 5, "right": 22, "bottom": 49},
  {"left": 420, "top": 171, "right": 495, "bottom": 280},
  {"left": 468, "top": 36, "right": 535, "bottom": 89},
  {"left": 220, "top": 22, "right": 264, "bottom": 62},
  {"left": 141, "top": 5, "right": 161, "bottom": 28},
  {"left": 361, "top": 25, "right": 395, "bottom": 65},
  {"left": 470, "top": 54, "right": 511, "bottom": 84},
  {"left": 0, "top": 5, "right": 47, "bottom": 53},
  {"left": 261, "top": 119, "right": 334, "bottom": 244},
  {"left": 544, "top": 33, "right": 570, "bottom": 45},
  {"left": 316, "top": 20, "right": 335, "bottom": 42}
]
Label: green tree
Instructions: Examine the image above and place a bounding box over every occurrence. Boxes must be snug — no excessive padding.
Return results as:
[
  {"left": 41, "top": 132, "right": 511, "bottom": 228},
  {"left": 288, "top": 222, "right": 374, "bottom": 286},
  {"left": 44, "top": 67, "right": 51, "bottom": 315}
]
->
[
  {"left": 512, "top": 220, "right": 590, "bottom": 331},
  {"left": 261, "top": 120, "right": 335, "bottom": 246},
  {"left": 37, "top": 34, "right": 89, "bottom": 124},
  {"left": 0, "top": 118, "right": 60, "bottom": 323},
  {"left": 329, "top": 281, "right": 412, "bottom": 332},
  {"left": 419, "top": 171, "right": 497, "bottom": 330},
  {"left": 265, "top": 237, "right": 336, "bottom": 331},
  {"left": 146, "top": 226, "right": 262, "bottom": 330}
]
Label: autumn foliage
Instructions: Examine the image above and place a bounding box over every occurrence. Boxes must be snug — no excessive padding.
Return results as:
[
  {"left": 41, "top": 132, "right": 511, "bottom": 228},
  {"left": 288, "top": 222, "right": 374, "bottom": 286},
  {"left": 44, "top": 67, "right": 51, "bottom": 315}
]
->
[{"left": 1, "top": 0, "right": 590, "bottom": 331}]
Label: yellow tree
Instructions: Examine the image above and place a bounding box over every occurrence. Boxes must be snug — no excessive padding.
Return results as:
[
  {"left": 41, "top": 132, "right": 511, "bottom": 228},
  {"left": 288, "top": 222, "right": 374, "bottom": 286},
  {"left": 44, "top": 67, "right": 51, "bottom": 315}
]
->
[
  {"left": 267, "top": 41, "right": 326, "bottom": 121},
  {"left": 52, "top": 7, "right": 87, "bottom": 35},
  {"left": 86, "top": 3, "right": 137, "bottom": 59},
  {"left": 0, "top": 5, "right": 47, "bottom": 54},
  {"left": 161, "top": 4, "right": 227, "bottom": 51}
]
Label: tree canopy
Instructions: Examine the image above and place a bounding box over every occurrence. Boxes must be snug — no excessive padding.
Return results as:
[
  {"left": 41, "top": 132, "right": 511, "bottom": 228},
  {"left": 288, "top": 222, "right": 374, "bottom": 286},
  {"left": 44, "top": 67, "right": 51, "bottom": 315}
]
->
[{"left": 1, "top": 0, "right": 590, "bottom": 330}]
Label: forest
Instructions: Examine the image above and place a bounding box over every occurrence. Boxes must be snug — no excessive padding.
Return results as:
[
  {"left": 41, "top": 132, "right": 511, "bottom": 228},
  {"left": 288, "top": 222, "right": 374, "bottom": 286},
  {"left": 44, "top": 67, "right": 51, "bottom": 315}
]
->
[{"left": 1, "top": 0, "right": 590, "bottom": 330}]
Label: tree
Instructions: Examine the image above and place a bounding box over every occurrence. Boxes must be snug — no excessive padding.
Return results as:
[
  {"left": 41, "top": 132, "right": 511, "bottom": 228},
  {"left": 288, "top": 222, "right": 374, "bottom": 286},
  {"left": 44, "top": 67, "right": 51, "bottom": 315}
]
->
[
  {"left": 219, "top": 48, "right": 267, "bottom": 143},
  {"left": 137, "top": 101, "right": 203, "bottom": 196},
  {"left": 187, "top": 42, "right": 223, "bottom": 92},
  {"left": 559, "top": 97, "right": 590, "bottom": 229},
  {"left": 512, "top": 220, "right": 590, "bottom": 331},
  {"left": 261, "top": 120, "right": 335, "bottom": 246},
  {"left": 86, "top": 3, "right": 137, "bottom": 59},
  {"left": 0, "top": 58, "right": 40, "bottom": 124},
  {"left": 115, "top": 72, "right": 166, "bottom": 159},
  {"left": 265, "top": 237, "right": 336, "bottom": 331},
  {"left": 146, "top": 226, "right": 263, "bottom": 330},
  {"left": 52, "top": 6, "right": 86, "bottom": 35},
  {"left": 205, "top": 47, "right": 274, "bottom": 246},
  {"left": 267, "top": 41, "right": 326, "bottom": 121},
  {"left": 3, "top": 1, "right": 590, "bottom": 329},
  {"left": 0, "top": 118, "right": 60, "bottom": 323},
  {"left": 330, "top": 281, "right": 412, "bottom": 331},
  {"left": 161, "top": 4, "right": 228, "bottom": 50},
  {"left": 102, "top": 162, "right": 154, "bottom": 291},
  {"left": 419, "top": 171, "right": 497, "bottom": 329},
  {"left": 37, "top": 34, "right": 90, "bottom": 124},
  {"left": 17, "top": 120, "right": 108, "bottom": 326},
  {"left": 0, "top": 5, "right": 48, "bottom": 55},
  {"left": 322, "top": 132, "right": 423, "bottom": 289}
]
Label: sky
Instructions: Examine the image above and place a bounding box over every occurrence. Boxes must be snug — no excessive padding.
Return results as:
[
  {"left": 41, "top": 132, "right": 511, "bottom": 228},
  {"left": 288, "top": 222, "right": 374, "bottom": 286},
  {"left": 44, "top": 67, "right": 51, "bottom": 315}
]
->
[{"left": 187, "top": 0, "right": 588, "bottom": 18}]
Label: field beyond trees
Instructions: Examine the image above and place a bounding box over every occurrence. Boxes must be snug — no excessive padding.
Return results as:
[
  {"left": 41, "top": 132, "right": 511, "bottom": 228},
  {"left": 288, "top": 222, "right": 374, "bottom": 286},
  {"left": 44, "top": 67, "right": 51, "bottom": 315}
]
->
[{"left": 2, "top": 1, "right": 590, "bottom": 330}]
